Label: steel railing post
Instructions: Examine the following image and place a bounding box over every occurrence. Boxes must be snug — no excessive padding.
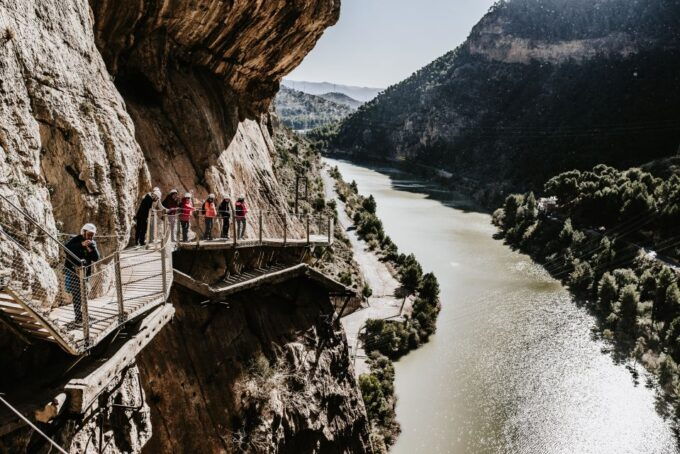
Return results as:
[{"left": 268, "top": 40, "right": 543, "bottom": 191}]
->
[
  {"left": 306, "top": 214, "right": 310, "bottom": 245},
  {"left": 259, "top": 212, "right": 263, "bottom": 244},
  {"left": 160, "top": 242, "right": 168, "bottom": 299},
  {"left": 283, "top": 214, "right": 287, "bottom": 246},
  {"left": 78, "top": 263, "right": 90, "bottom": 346},
  {"left": 114, "top": 251, "right": 125, "bottom": 322},
  {"left": 232, "top": 200, "right": 237, "bottom": 247}
]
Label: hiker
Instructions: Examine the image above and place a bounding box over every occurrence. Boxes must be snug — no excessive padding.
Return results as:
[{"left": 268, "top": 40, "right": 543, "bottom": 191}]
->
[
  {"left": 202, "top": 194, "right": 217, "bottom": 240},
  {"left": 134, "top": 187, "right": 162, "bottom": 246},
  {"left": 179, "top": 192, "right": 194, "bottom": 242},
  {"left": 218, "top": 195, "right": 231, "bottom": 239},
  {"left": 235, "top": 194, "right": 248, "bottom": 239},
  {"left": 64, "top": 223, "right": 100, "bottom": 326},
  {"left": 162, "top": 189, "right": 180, "bottom": 242}
]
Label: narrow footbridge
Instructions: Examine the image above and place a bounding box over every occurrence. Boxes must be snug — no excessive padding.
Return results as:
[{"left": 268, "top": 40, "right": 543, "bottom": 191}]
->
[
  {"left": 175, "top": 211, "right": 334, "bottom": 250},
  {"left": 0, "top": 197, "right": 172, "bottom": 355}
]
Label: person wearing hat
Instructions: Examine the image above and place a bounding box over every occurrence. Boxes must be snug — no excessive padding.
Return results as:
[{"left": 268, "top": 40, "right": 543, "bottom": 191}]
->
[
  {"left": 134, "top": 187, "right": 163, "bottom": 246},
  {"left": 64, "top": 223, "right": 100, "bottom": 326},
  {"left": 218, "top": 195, "right": 232, "bottom": 239},
  {"left": 202, "top": 193, "right": 217, "bottom": 240},
  {"left": 179, "top": 192, "right": 194, "bottom": 242},
  {"left": 162, "top": 189, "right": 180, "bottom": 242},
  {"left": 234, "top": 194, "right": 248, "bottom": 239}
]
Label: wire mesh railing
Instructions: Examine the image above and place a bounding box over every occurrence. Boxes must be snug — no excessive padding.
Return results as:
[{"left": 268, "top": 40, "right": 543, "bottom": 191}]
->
[
  {"left": 175, "top": 209, "right": 334, "bottom": 247},
  {"left": 0, "top": 202, "right": 172, "bottom": 354}
]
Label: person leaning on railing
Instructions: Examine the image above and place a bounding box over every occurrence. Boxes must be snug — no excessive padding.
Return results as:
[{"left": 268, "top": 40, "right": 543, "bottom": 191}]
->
[
  {"left": 235, "top": 194, "right": 248, "bottom": 239},
  {"left": 64, "top": 223, "right": 100, "bottom": 327},
  {"left": 162, "top": 189, "right": 180, "bottom": 242},
  {"left": 202, "top": 194, "right": 217, "bottom": 240},
  {"left": 218, "top": 195, "right": 231, "bottom": 239},
  {"left": 179, "top": 192, "right": 194, "bottom": 242}
]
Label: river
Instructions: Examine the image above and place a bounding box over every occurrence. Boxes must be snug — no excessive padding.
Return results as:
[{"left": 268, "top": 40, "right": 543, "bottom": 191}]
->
[{"left": 325, "top": 158, "right": 678, "bottom": 454}]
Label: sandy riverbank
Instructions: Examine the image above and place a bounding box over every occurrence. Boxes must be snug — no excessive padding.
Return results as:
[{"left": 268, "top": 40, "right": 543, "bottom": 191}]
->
[{"left": 322, "top": 166, "right": 412, "bottom": 376}]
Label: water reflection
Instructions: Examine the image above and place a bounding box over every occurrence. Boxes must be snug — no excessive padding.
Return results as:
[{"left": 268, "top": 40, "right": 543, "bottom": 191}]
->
[{"left": 326, "top": 158, "right": 679, "bottom": 454}]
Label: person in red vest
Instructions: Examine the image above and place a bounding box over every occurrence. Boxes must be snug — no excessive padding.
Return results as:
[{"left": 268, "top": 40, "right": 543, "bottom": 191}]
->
[
  {"left": 235, "top": 195, "right": 248, "bottom": 239},
  {"left": 202, "top": 194, "right": 217, "bottom": 240},
  {"left": 179, "top": 193, "right": 194, "bottom": 242}
]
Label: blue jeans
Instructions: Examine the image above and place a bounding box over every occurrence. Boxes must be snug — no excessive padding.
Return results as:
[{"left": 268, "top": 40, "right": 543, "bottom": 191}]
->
[
  {"left": 236, "top": 218, "right": 246, "bottom": 239},
  {"left": 65, "top": 268, "right": 83, "bottom": 323}
]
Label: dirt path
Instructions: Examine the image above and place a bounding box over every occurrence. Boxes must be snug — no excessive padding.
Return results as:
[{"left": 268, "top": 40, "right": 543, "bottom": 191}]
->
[{"left": 322, "top": 167, "right": 408, "bottom": 376}]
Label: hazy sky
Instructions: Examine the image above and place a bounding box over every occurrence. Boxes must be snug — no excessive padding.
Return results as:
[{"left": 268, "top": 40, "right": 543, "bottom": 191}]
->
[{"left": 287, "top": 0, "right": 497, "bottom": 88}]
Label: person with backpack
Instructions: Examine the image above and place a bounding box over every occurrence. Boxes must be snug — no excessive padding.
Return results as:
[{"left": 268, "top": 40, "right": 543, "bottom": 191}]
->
[
  {"left": 179, "top": 193, "right": 194, "bottom": 242},
  {"left": 235, "top": 195, "right": 248, "bottom": 239},
  {"left": 162, "top": 189, "right": 180, "bottom": 242},
  {"left": 202, "top": 194, "right": 217, "bottom": 240},
  {"left": 64, "top": 223, "right": 100, "bottom": 326},
  {"left": 218, "top": 195, "right": 232, "bottom": 239}
]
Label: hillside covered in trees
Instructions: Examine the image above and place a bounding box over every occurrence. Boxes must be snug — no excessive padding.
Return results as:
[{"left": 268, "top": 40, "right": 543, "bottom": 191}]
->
[
  {"left": 326, "top": 0, "right": 680, "bottom": 203},
  {"left": 274, "top": 86, "right": 354, "bottom": 131},
  {"left": 494, "top": 164, "right": 680, "bottom": 421}
]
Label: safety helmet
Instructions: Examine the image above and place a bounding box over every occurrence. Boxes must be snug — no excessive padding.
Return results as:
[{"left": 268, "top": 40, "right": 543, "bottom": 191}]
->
[
  {"left": 81, "top": 223, "right": 97, "bottom": 235},
  {"left": 239, "top": 194, "right": 245, "bottom": 200},
  {"left": 208, "top": 193, "right": 215, "bottom": 199},
  {"left": 169, "top": 189, "right": 178, "bottom": 195},
  {"left": 184, "top": 192, "right": 191, "bottom": 198}
]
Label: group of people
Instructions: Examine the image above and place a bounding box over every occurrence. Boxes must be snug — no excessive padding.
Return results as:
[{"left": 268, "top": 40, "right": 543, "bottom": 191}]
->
[
  {"left": 134, "top": 187, "right": 249, "bottom": 244},
  {"left": 61, "top": 187, "right": 250, "bottom": 328}
]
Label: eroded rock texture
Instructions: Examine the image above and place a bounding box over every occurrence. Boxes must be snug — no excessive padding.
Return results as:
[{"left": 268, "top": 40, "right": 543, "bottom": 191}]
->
[
  {"left": 138, "top": 281, "right": 371, "bottom": 453},
  {"left": 89, "top": 0, "right": 340, "bottom": 215}
]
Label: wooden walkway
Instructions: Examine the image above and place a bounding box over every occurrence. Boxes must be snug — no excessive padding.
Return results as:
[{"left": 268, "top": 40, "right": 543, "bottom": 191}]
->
[
  {"left": 173, "top": 263, "right": 355, "bottom": 301},
  {"left": 176, "top": 234, "right": 331, "bottom": 251},
  {"left": 0, "top": 245, "right": 172, "bottom": 355}
]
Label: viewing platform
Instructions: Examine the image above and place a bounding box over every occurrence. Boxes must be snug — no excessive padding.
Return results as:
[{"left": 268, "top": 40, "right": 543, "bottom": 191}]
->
[{"left": 0, "top": 196, "right": 173, "bottom": 355}]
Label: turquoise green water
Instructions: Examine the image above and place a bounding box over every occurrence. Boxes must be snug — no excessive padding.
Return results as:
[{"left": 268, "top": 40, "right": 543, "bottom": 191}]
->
[{"left": 326, "top": 158, "right": 678, "bottom": 454}]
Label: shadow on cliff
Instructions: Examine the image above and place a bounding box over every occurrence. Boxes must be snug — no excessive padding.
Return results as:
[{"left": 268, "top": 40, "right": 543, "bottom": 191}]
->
[{"left": 136, "top": 276, "right": 371, "bottom": 453}]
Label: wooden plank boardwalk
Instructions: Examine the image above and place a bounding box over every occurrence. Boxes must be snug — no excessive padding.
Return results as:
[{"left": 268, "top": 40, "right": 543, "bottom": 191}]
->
[
  {"left": 175, "top": 234, "right": 331, "bottom": 251},
  {"left": 0, "top": 245, "right": 172, "bottom": 355},
  {"left": 173, "top": 263, "right": 354, "bottom": 301}
]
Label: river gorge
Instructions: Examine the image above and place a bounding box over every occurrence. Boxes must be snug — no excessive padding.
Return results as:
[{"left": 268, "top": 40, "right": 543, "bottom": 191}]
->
[{"left": 326, "top": 158, "right": 678, "bottom": 454}]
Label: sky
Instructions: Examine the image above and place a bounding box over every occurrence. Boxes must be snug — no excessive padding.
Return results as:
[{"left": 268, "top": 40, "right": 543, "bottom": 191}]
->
[{"left": 287, "top": 0, "right": 497, "bottom": 88}]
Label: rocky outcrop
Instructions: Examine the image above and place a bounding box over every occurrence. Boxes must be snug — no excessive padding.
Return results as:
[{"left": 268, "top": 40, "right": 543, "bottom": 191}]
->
[
  {"left": 0, "top": 0, "right": 364, "bottom": 452},
  {"left": 138, "top": 283, "right": 370, "bottom": 453}
]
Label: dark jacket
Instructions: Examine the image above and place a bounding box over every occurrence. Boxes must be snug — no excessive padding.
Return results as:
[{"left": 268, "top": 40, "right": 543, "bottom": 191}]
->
[
  {"left": 64, "top": 235, "right": 100, "bottom": 276},
  {"left": 218, "top": 200, "right": 231, "bottom": 218},
  {"left": 163, "top": 195, "right": 180, "bottom": 215},
  {"left": 135, "top": 194, "right": 154, "bottom": 222}
]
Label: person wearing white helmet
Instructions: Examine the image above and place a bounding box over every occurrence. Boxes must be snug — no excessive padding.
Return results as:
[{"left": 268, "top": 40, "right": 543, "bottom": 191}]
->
[
  {"left": 134, "top": 187, "right": 163, "bottom": 246},
  {"left": 162, "top": 189, "right": 180, "bottom": 242},
  {"left": 64, "top": 223, "right": 100, "bottom": 326},
  {"left": 201, "top": 193, "right": 217, "bottom": 240},
  {"left": 179, "top": 192, "right": 194, "bottom": 242},
  {"left": 234, "top": 194, "right": 248, "bottom": 240}
]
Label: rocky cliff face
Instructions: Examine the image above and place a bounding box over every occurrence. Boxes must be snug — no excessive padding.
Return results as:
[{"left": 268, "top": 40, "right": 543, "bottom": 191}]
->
[
  {"left": 0, "top": 0, "right": 367, "bottom": 452},
  {"left": 138, "top": 283, "right": 370, "bottom": 453},
  {"left": 330, "top": 0, "right": 680, "bottom": 204}
]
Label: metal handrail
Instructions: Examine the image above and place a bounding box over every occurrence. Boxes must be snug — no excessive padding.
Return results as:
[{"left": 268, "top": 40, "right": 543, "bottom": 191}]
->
[{"left": 0, "top": 192, "right": 82, "bottom": 263}]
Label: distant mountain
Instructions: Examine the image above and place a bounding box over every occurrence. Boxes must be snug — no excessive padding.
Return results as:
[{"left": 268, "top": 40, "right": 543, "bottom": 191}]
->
[
  {"left": 319, "top": 92, "right": 363, "bottom": 110},
  {"left": 282, "top": 80, "right": 382, "bottom": 102},
  {"left": 329, "top": 0, "right": 680, "bottom": 204},
  {"left": 274, "top": 86, "right": 353, "bottom": 131}
]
